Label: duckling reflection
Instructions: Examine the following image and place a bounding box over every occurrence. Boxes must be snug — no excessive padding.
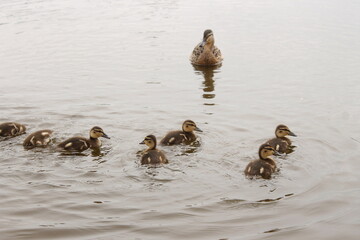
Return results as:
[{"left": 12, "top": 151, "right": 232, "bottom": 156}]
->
[{"left": 193, "top": 64, "right": 221, "bottom": 105}]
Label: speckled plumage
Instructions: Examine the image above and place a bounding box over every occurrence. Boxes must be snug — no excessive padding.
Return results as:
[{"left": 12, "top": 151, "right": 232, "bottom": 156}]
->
[
  {"left": 140, "top": 135, "right": 168, "bottom": 165},
  {"left": 0, "top": 122, "right": 26, "bottom": 138},
  {"left": 160, "top": 120, "right": 202, "bottom": 146},
  {"left": 23, "top": 130, "right": 53, "bottom": 149},
  {"left": 190, "top": 29, "right": 223, "bottom": 66},
  {"left": 244, "top": 144, "right": 277, "bottom": 180}
]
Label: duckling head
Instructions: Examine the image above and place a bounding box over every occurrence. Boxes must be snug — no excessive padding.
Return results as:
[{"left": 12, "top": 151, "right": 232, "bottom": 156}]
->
[
  {"left": 200, "top": 29, "right": 215, "bottom": 47},
  {"left": 140, "top": 135, "right": 157, "bottom": 150},
  {"left": 182, "top": 120, "right": 202, "bottom": 133},
  {"left": 90, "top": 126, "right": 110, "bottom": 139},
  {"left": 275, "top": 124, "right": 297, "bottom": 138},
  {"left": 259, "top": 143, "right": 277, "bottom": 160}
]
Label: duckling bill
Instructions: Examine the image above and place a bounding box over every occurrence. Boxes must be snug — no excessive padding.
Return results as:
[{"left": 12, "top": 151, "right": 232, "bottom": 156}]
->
[
  {"left": 23, "top": 130, "right": 53, "bottom": 149},
  {"left": 0, "top": 122, "right": 26, "bottom": 138},
  {"left": 140, "top": 135, "right": 168, "bottom": 165},
  {"left": 190, "top": 29, "right": 223, "bottom": 66},
  {"left": 58, "top": 126, "right": 110, "bottom": 152},
  {"left": 266, "top": 124, "right": 297, "bottom": 154},
  {"left": 160, "top": 120, "right": 202, "bottom": 146},
  {"left": 244, "top": 143, "right": 277, "bottom": 179}
]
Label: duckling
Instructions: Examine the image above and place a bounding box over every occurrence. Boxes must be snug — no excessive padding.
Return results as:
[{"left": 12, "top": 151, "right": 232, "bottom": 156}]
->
[
  {"left": 190, "top": 29, "right": 223, "bottom": 66},
  {"left": 266, "top": 124, "right": 297, "bottom": 154},
  {"left": 57, "top": 126, "right": 110, "bottom": 152},
  {"left": 244, "top": 143, "right": 277, "bottom": 179},
  {"left": 0, "top": 122, "right": 26, "bottom": 138},
  {"left": 140, "top": 135, "right": 168, "bottom": 165},
  {"left": 160, "top": 120, "right": 202, "bottom": 146},
  {"left": 23, "top": 130, "right": 53, "bottom": 149}
]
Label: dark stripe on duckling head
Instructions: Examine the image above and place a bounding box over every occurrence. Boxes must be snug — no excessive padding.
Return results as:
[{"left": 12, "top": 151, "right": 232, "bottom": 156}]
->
[
  {"left": 258, "top": 143, "right": 276, "bottom": 159},
  {"left": 276, "top": 124, "right": 296, "bottom": 137},
  {"left": 203, "top": 29, "right": 213, "bottom": 40},
  {"left": 140, "top": 135, "right": 157, "bottom": 149},
  {"left": 91, "top": 126, "right": 110, "bottom": 139}
]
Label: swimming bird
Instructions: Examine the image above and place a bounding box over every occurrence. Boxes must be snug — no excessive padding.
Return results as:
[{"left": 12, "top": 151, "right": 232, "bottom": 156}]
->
[
  {"left": 140, "top": 135, "right": 168, "bottom": 165},
  {"left": 0, "top": 122, "right": 26, "bottom": 138},
  {"left": 266, "top": 125, "right": 297, "bottom": 154},
  {"left": 244, "top": 143, "right": 277, "bottom": 179},
  {"left": 160, "top": 120, "right": 202, "bottom": 146},
  {"left": 190, "top": 29, "right": 223, "bottom": 66},
  {"left": 57, "top": 126, "right": 110, "bottom": 152},
  {"left": 23, "top": 130, "right": 53, "bottom": 149}
]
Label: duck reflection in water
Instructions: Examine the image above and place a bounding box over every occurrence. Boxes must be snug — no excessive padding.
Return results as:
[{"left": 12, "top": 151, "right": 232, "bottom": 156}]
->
[{"left": 192, "top": 64, "right": 221, "bottom": 103}]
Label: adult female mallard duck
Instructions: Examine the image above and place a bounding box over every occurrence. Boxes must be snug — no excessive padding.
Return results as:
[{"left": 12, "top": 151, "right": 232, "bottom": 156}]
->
[
  {"left": 23, "top": 130, "right": 53, "bottom": 149},
  {"left": 244, "top": 143, "right": 277, "bottom": 179},
  {"left": 140, "top": 135, "right": 168, "bottom": 165},
  {"left": 58, "top": 126, "right": 110, "bottom": 152},
  {"left": 160, "top": 120, "right": 202, "bottom": 146},
  {"left": 0, "top": 122, "right": 26, "bottom": 138},
  {"left": 190, "top": 29, "right": 223, "bottom": 66},
  {"left": 266, "top": 125, "right": 297, "bottom": 154}
]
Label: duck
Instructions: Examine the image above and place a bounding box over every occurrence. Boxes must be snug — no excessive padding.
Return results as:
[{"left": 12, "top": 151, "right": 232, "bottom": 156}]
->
[
  {"left": 57, "top": 126, "right": 110, "bottom": 152},
  {"left": 23, "top": 130, "right": 53, "bottom": 149},
  {"left": 266, "top": 124, "right": 297, "bottom": 154},
  {"left": 140, "top": 135, "right": 168, "bottom": 165},
  {"left": 160, "top": 120, "right": 202, "bottom": 146},
  {"left": 244, "top": 143, "right": 277, "bottom": 179},
  {"left": 190, "top": 29, "right": 223, "bottom": 66},
  {"left": 0, "top": 122, "right": 26, "bottom": 138}
]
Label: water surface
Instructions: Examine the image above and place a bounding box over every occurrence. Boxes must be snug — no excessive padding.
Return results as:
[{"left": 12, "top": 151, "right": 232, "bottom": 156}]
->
[{"left": 1, "top": 0, "right": 360, "bottom": 239}]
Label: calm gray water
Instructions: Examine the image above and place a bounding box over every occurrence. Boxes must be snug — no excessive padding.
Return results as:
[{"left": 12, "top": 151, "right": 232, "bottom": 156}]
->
[{"left": 1, "top": 0, "right": 360, "bottom": 239}]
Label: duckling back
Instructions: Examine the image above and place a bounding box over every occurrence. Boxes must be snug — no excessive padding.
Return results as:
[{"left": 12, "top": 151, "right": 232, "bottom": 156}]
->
[
  {"left": 244, "top": 160, "right": 275, "bottom": 180},
  {"left": 267, "top": 137, "right": 291, "bottom": 153},
  {"left": 0, "top": 122, "right": 26, "bottom": 138},
  {"left": 160, "top": 131, "right": 196, "bottom": 146},
  {"left": 141, "top": 149, "right": 168, "bottom": 165},
  {"left": 58, "top": 137, "right": 90, "bottom": 152},
  {"left": 23, "top": 130, "right": 53, "bottom": 149}
]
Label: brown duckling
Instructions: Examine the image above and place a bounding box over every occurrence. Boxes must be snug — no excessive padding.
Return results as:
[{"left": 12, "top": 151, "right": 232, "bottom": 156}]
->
[
  {"left": 266, "top": 124, "right": 297, "bottom": 154},
  {"left": 244, "top": 143, "right": 277, "bottom": 179},
  {"left": 23, "top": 130, "right": 53, "bottom": 149},
  {"left": 58, "top": 126, "right": 110, "bottom": 152},
  {"left": 160, "top": 120, "right": 202, "bottom": 146},
  {"left": 0, "top": 122, "right": 26, "bottom": 138},
  {"left": 190, "top": 29, "right": 223, "bottom": 66},
  {"left": 140, "top": 135, "right": 168, "bottom": 165}
]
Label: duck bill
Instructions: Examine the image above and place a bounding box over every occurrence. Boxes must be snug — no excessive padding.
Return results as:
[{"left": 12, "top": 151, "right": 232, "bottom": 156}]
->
[
  {"left": 139, "top": 140, "right": 145, "bottom": 144},
  {"left": 288, "top": 131, "right": 297, "bottom": 137},
  {"left": 195, "top": 127, "right": 203, "bottom": 132},
  {"left": 102, "top": 133, "right": 111, "bottom": 139},
  {"left": 200, "top": 40, "right": 206, "bottom": 48}
]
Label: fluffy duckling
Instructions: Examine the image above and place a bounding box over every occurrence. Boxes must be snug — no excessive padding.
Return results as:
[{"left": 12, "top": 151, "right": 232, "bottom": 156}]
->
[
  {"left": 190, "top": 29, "right": 223, "bottom": 66},
  {"left": 23, "top": 130, "right": 53, "bottom": 149},
  {"left": 0, "top": 122, "right": 26, "bottom": 138},
  {"left": 58, "top": 126, "right": 110, "bottom": 152},
  {"left": 140, "top": 135, "right": 168, "bottom": 165},
  {"left": 266, "top": 124, "right": 297, "bottom": 154},
  {"left": 160, "top": 120, "right": 202, "bottom": 146},
  {"left": 244, "top": 143, "right": 277, "bottom": 179}
]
